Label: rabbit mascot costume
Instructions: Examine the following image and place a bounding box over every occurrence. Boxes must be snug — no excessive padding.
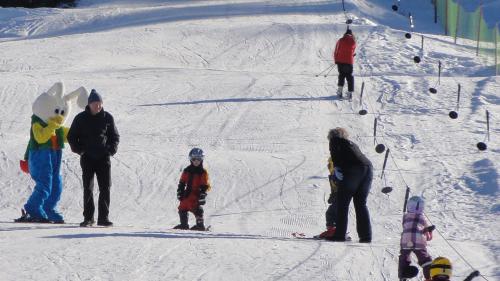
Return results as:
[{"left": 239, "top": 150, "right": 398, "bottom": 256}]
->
[{"left": 16, "top": 82, "right": 88, "bottom": 223}]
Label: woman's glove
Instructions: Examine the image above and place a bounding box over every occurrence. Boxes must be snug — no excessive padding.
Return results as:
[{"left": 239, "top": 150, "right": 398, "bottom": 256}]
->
[{"left": 333, "top": 167, "right": 343, "bottom": 181}]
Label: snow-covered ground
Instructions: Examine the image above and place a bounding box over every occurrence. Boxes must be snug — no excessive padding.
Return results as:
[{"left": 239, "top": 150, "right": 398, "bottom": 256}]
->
[{"left": 0, "top": 0, "right": 498, "bottom": 280}]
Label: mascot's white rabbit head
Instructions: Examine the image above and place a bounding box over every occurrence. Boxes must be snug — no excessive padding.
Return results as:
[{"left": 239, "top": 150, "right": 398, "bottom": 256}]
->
[{"left": 32, "top": 82, "right": 88, "bottom": 123}]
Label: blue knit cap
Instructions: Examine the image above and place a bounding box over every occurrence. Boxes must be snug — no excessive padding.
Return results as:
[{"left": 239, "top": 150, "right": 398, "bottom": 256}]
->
[{"left": 88, "top": 89, "right": 103, "bottom": 104}]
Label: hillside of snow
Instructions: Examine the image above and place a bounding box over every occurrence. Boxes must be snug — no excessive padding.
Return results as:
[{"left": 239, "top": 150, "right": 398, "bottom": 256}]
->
[{"left": 0, "top": 0, "right": 498, "bottom": 280}]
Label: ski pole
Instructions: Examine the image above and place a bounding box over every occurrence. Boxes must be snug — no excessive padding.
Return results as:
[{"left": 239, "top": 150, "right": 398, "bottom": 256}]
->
[
  {"left": 323, "top": 64, "right": 336, "bottom": 77},
  {"left": 315, "top": 64, "right": 335, "bottom": 77}
]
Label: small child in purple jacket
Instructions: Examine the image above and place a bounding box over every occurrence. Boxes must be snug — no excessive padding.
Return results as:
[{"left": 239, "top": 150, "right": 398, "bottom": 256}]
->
[{"left": 398, "top": 196, "right": 435, "bottom": 280}]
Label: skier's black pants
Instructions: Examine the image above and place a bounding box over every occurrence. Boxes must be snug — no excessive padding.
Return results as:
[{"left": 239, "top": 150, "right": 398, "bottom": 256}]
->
[
  {"left": 337, "top": 63, "right": 354, "bottom": 92},
  {"left": 333, "top": 165, "right": 372, "bottom": 240},
  {"left": 80, "top": 155, "right": 111, "bottom": 222}
]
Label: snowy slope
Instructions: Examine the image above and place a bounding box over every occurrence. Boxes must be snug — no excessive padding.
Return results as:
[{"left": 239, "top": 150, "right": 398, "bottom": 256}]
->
[{"left": 0, "top": 0, "right": 498, "bottom": 280}]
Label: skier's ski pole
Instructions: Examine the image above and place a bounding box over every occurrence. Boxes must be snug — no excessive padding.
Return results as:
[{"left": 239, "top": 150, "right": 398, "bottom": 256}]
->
[
  {"left": 324, "top": 64, "right": 336, "bottom": 77},
  {"left": 315, "top": 64, "right": 335, "bottom": 77}
]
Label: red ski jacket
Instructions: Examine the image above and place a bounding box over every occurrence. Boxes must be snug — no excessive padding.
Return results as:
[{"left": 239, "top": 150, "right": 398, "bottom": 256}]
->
[
  {"left": 333, "top": 34, "right": 356, "bottom": 65},
  {"left": 178, "top": 166, "right": 211, "bottom": 211}
]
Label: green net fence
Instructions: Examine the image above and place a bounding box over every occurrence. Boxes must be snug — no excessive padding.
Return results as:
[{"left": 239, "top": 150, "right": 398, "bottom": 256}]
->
[{"left": 435, "top": 0, "right": 499, "bottom": 74}]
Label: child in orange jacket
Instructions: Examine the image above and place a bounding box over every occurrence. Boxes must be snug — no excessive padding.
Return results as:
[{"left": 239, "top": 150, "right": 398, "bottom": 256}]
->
[{"left": 174, "top": 148, "right": 211, "bottom": 231}]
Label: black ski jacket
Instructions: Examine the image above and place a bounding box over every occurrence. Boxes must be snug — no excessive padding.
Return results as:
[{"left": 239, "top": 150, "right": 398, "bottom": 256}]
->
[
  {"left": 67, "top": 106, "right": 120, "bottom": 159},
  {"left": 329, "top": 137, "right": 371, "bottom": 169}
]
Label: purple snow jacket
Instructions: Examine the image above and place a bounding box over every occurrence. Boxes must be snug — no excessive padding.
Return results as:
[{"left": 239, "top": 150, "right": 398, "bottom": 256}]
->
[{"left": 400, "top": 212, "right": 430, "bottom": 249}]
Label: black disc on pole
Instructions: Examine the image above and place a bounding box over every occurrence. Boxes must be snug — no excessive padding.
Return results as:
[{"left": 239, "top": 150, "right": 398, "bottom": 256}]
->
[
  {"left": 375, "top": 144, "right": 386, "bottom": 154},
  {"left": 413, "top": 56, "right": 421, "bottom": 63},
  {"left": 346, "top": 19, "right": 353, "bottom": 24},
  {"left": 381, "top": 186, "right": 393, "bottom": 194},
  {"left": 359, "top": 109, "right": 368, "bottom": 115},
  {"left": 405, "top": 33, "right": 412, "bottom": 39},
  {"left": 477, "top": 142, "right": 487, "bottom": 151},
  {"left": 429, "top": 88, "right": 437, "bottom": 94},
  {"left": 449, "top": 111, "right": 458, "bottom": 119},
  {"left": 392, "top": 5, "right": 398, "bottom": 11}
]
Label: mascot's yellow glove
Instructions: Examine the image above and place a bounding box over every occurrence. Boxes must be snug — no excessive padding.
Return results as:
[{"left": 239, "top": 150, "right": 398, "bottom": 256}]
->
[
  {"left": 33, "top": 115, "right": 64, "bottom": 144},
  {"left": 48, "top": 115, "right": 64, "bottom": 130}
]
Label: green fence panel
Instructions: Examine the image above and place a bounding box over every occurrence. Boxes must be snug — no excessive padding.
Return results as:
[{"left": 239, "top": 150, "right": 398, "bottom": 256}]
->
[{"left": 434, "top": 0, "right": 498, "bottom": 74}]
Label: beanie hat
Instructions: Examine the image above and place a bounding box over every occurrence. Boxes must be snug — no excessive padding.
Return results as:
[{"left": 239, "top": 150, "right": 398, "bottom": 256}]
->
[{"left": 88, "top": 89, "right": 103, "bottom": 104}]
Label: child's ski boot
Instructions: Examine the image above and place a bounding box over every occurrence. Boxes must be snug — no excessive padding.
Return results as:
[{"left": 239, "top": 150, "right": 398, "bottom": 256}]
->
[
  {"left": 315, "top": 226, "right": 336, "bottom": 239},
  {"left": 173, "top": 224, "right": 189, "bottom": 230},
  {"left": 190, "top": 223, "right": 206, "bottom": 231}
]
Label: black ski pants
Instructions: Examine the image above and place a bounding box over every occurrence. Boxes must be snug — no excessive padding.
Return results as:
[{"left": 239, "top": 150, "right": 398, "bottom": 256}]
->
[
  {"left": 80, "top": 155, "right": 111, "bottom": 222},
  {"left": 333, "top": 164, "right": 372, "bottom": 241},
  {"left": 337, "top": 63, "right": 354, "bottom": 92}
]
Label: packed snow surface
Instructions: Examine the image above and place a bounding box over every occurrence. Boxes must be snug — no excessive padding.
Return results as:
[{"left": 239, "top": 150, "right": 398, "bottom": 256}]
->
[{"left": 0, "top": 0, "right": 498, "bottom": 280}]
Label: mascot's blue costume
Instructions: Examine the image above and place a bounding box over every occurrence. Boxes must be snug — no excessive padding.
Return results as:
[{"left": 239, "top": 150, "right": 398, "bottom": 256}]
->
[{"left": 16, "top": 82, "right": 88, "bottom": 223}]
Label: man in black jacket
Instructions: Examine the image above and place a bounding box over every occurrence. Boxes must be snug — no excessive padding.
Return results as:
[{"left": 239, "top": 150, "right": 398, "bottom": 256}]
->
[
  {"left": 67, "top": 89, "right": 120, "bottom": 227},
  {"left": 327, "top": 127, "right": 372, "bottom": 243}
]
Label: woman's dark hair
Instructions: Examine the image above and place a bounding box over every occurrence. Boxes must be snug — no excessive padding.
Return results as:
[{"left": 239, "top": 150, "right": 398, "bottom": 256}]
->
[{"left": 328, "top": 127, "right": 349, "bottom": 140}]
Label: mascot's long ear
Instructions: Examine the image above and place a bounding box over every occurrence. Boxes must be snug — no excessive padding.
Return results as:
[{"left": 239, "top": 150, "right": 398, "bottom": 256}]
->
[
  {"left": 46, "top": 82, "right": 64, "bottom": 98},
  {"left": 64, "top": 87, "right": 89, "bottom": 109}
]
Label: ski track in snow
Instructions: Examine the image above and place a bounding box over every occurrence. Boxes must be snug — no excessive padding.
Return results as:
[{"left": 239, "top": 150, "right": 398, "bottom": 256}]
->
[{"left": 0, "top": 0, "right": 499, "bottom": 280}]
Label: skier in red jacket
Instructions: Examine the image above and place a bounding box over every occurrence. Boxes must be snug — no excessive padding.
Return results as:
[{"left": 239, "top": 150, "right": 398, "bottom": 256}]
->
[{"left": 333, "top": 29, "right": 356, "bottom": 99}]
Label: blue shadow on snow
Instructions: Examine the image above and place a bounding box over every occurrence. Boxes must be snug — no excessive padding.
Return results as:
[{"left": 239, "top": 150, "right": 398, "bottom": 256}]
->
[
  {"left": 462, "top": 158, "right": 499, "bottom": 196},
  {"left": 138, "top": 95, "right": 337, "bottom": 107}
]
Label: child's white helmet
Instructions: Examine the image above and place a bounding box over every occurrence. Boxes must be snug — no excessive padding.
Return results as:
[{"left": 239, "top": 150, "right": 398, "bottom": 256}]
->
[{"left": 407, "top": 196, "right": 425, "bottom": 213}]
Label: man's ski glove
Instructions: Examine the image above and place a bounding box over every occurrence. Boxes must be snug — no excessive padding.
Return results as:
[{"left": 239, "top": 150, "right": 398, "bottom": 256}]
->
[
  {"left": 198, "top": 185, "right": 208, "bottom": 205},
  {"left": 177, "top": 182, "right": 186, "bottom": 200}
]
